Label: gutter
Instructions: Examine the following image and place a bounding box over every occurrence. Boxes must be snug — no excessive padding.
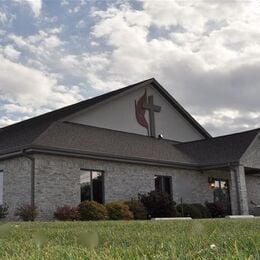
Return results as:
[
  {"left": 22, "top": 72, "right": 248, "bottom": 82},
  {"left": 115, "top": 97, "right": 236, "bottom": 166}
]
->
[
  {"left": 25, "top": 147, "right": 198, "bottom": 170},
  {"left": 22, "top": 149, "right": 35, "bottom": 214},
  {"left": 0, "top": 146, "right": 241, "bottom": 171}
]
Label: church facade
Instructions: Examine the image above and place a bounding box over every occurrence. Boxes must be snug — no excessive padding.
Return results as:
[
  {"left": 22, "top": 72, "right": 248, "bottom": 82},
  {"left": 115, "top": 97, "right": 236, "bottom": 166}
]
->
[{"left": 0, "top": 78, "right": 260, "bottom": 219}]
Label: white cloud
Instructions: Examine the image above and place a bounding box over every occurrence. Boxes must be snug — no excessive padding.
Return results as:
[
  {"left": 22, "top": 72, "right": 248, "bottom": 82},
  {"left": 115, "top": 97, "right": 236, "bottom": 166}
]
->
[
  {"left": 76, "top": 20, "right": 85, "bottom": 29},
  {"left": 0, "top": 55, "right": 82, "bottom": 118},
  {"left": 43, "top": 35, "right": 62, "bottom": 49},
  {"left": 0, "top": 9, "right": 16, "bottom": 26},
  {"left": 14, "top": 0, "right": 42, "bottom": 17},
  {"left": 9, "top": 30, "right": 64, "bottom": 62},
  {"left": 0, "top": 11, "right": 7, "bottom": 24},
  {"left": 2, "top": 45, "right": 21, "bottom": 60}
]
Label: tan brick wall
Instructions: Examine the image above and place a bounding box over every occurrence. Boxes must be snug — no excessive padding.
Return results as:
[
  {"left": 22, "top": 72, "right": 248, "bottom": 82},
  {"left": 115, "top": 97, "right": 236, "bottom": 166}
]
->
[
  {"left": 1, "top": 153, "right": 250, "bottom": 219},
  {"left": 246, "top": 175, "right": 260, "bottom": 214},
  {"left": 0, "top": 157, "right": 31, "bottom": 219},
  {"left": 33, "top": 154, "right": 232, "bottom": 219}
]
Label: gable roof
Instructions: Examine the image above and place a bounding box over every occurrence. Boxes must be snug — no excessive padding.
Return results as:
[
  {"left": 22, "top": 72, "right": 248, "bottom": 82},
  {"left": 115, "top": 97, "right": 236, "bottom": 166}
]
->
[
  {"left": 174, "top": 128, "right": 260, "bottom": 167},
  {"left": 1, "top": 78, "right": 259, "bottom": 168},
  {"left": 0, "top": 78, "right": 211, "bottom": 155}
]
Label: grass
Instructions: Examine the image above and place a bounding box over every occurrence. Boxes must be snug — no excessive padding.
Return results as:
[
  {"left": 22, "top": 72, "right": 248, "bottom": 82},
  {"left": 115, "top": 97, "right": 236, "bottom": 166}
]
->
[{"left": 0, "top": 219, "right": 259, "bottom": 259}]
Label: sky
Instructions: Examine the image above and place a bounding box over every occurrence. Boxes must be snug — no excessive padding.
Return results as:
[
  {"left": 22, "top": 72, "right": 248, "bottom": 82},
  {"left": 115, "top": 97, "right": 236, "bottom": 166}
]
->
[{"left": 1, "top": 0, "right": 260, "bottom": 136}]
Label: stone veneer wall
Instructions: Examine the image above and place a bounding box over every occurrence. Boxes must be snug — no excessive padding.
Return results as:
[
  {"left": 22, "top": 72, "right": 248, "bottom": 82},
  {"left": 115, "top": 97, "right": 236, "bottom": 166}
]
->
[
  {"left": 0, "top": 154, "right": 240, "bottom": 220},
  {"left": 246, "top": 175, "right": 260, "bottom": 214},
  {"left": 239, "top": 136, "right": 260, "bottom": 214},
  {"left": 0, "top": 157, "right": 31, "bottom": 219},
  {"left": 33, "top": 154, "right": 232, "bottom": 219}
]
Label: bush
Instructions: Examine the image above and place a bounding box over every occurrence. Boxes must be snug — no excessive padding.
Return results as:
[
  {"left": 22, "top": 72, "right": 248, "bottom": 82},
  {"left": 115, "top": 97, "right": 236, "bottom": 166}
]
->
[
  {"left": 194, "top": 203, "right": 211, "bottom": 218},
  {"left": 139, "top": 191, "right": 177, "bottom": 218},
  {"left": 177, "top": 203, "right": 200, "bottom": 218},
  {"left": 125, "top": 199, "right": 147, "bottom": 220},
  {"left": 124, "top": 200, "right": 147, "bottom": 220},
  {"left": 206, "top": 202, "right": 225, "bottom": 218},
  {"left": 0, "top": 204, "right": 8, "bottom": 219},
  {"left": 14, "top": 204, "right": 38, "bottom": 221},
  {"left": 177, "top": 203, "right": 211, "bottom": 218},
  {"left": 54, "top": 205, "right": 80, "bottom": 221},
  {"left": 78, "top": 200, "right": 107, "bottom": 220},
  {"left": 106, "top": 202, "right": 134, "bottom": 220}
]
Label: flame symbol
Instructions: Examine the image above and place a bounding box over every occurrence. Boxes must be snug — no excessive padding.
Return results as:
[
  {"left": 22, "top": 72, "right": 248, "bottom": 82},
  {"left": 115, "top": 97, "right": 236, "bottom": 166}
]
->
[{"left": 135, "top": 90, "right": 148, "bottom": 131}]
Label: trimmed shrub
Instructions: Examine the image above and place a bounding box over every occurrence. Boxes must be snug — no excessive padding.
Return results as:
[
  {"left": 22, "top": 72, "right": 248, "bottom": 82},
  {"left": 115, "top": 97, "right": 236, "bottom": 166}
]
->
[
  {"left": 177, "top": 203, "right": 199, "bottom": 218},
  {"left": 206, "top": 202, "right": 225, "bottom": 218},
  {"left": 79, "top": 200, "right": 107, "bottom": 220},
  {"left": 0, "top": 204, "right": 8, "bottom": 219},
  {"left": 139, "top": 191, "right": 177, "bottom": 218},
  {"left": 106, "top": 202, "right": 134, "bottom": 220},
  {"left": 177, "top": 203, "right": 210, "bottom": 218},
  {"left": 54, "top": 205, "right": 80, "bottom": 221},
  {"left": 14, "top": 204, "right": 38, "bottom": 221},
  {"left": 193, "top": 203, "right": 211, "bottom": 218},
  {"left": 124, "top": 200, "right": 147, "bottom": 220}
]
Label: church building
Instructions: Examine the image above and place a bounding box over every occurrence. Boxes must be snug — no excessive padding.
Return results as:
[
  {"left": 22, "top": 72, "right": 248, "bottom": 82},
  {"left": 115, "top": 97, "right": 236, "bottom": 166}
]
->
[{"left": 0, "top": 78, "right": 259, "bottom": 219}]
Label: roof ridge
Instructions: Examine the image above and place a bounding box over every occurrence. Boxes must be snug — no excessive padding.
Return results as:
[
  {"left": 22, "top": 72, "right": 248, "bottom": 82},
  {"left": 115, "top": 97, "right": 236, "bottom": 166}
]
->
[{"left": 175, "top": 128, "right": 260, "bottom": 146}]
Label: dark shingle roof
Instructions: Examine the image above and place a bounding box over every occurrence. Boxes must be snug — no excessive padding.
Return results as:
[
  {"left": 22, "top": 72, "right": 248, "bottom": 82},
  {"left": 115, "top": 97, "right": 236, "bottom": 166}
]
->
[
  {"left": 0, "top": 118, "right": 259, "bottom": 167},
  {"left": 174, "top": 128, "right": 260, "bottom": 166},
  {"left": 33, "top": 122, "right": 195, "bottom": 165}
]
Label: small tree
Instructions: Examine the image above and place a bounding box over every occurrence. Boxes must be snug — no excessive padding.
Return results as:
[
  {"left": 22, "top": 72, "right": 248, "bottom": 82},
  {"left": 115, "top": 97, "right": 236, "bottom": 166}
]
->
[{"left": 139, "top": 191, "right": 177, "bottom": 218}]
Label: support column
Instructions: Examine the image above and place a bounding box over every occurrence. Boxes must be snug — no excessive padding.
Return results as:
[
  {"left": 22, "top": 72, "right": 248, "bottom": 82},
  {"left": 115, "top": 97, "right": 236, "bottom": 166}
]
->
[{"left": 230, "top": 166, "right": 249, "bottom": 215}]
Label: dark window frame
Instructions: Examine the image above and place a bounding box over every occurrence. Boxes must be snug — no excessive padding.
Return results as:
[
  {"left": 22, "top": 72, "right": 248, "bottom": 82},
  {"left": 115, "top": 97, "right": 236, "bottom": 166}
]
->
[
  {"left": 154, "top": 175, "right": 172, "bottom": 197},
  {"left": 80, "top": 169, "right": 105, "bottom": 204},
  {"left": 211, "top": 177, "right": 231, "bottom": 215},
  {"left": 212, "top": 178, "right": 229, "bottom": 192}
]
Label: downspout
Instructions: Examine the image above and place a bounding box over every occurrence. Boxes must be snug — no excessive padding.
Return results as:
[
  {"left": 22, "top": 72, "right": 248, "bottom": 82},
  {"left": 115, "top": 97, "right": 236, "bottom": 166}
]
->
[{"left": 22, "top": 150, "right": 35, "bottom": 212}]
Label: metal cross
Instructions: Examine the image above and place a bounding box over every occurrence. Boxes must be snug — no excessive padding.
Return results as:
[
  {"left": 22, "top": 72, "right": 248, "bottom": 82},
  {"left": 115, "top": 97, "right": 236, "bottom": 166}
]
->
[{"left": 143, "top": 95, "right": 161, "bottom": 137}]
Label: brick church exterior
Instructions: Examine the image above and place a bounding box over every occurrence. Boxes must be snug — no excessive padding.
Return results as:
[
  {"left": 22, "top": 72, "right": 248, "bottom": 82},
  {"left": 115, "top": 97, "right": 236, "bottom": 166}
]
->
[{"left": 0, "top": 78, "right": 259, "bottom": 219}]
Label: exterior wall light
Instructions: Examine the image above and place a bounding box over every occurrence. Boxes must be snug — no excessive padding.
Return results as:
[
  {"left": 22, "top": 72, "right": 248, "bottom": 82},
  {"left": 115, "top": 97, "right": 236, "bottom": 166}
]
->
[{"left": 208, "top": 177, "right": 215, "bottom": 189}]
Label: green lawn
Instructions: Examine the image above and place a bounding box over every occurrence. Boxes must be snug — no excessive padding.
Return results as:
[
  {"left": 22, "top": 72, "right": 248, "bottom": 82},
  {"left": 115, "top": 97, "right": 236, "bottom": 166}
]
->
[{"left": 0, "top": 219, "right": 259, "bottom": 259}]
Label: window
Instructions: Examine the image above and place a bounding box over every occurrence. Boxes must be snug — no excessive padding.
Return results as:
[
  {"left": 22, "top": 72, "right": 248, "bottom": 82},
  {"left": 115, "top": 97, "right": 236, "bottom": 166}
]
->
[
  {"left": 154, "top": 175, "right": 172, "bottom": 196},
  {"left": 0, "top": 171, "right": 3, "bottom": 205},
  {"left": 210, "top": 178, "right": 231, "bottom": 215},
  {"left": 80, "top": 169, "right": 104, "bottom": 203},
  {"left": 212, "top": 179, "right": 229, "bottom": 203}
]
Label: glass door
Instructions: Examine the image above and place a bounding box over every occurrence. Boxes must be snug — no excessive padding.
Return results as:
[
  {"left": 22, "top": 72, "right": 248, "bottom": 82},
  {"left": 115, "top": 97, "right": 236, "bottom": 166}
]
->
[{"left": 213, "top": 179, "right": 231, "bottom": 215}]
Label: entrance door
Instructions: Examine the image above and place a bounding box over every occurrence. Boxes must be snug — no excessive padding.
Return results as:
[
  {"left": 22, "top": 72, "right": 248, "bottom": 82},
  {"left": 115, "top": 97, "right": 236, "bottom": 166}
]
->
[{"left": 213, "top": 179, "right": 231, "bottom": 215}]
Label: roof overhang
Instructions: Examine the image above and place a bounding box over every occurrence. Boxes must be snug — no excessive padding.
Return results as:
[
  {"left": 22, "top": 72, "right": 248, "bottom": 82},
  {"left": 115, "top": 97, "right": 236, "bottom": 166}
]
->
[{"left": 0, "top": 145, "right": 239, "bottom": 171}]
